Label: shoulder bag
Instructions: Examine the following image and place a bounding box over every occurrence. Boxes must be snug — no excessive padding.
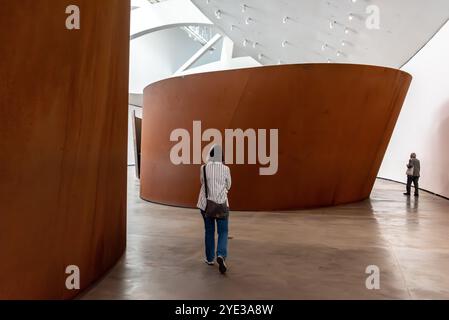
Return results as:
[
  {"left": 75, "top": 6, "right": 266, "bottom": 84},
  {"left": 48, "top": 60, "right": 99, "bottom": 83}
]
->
[{"left": 203, "top": 165, "right": 229, "bottom": 219}]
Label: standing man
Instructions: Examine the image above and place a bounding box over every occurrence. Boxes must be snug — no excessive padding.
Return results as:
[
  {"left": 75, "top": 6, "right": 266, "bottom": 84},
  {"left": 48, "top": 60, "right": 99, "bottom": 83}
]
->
[{"left": 404, "top": 153, "right": 421, "bottom": 197}]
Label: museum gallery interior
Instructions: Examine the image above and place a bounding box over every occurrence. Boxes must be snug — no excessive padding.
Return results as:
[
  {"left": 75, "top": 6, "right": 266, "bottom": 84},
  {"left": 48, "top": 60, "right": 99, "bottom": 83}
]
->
[{"left": 1, "top": 0, "right": 449, "bottom": 299}]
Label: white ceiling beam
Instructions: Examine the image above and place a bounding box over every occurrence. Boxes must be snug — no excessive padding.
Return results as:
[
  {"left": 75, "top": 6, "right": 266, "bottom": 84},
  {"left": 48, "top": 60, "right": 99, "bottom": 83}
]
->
[
  {"left": 131, "top": 0, "right": 212, "bottom": 39},
  {"left": 221, "top": 36, "right": 234, "bottom": 62},
  {"left": 174, "top": 33, "right": 222, "bottom": 75}
]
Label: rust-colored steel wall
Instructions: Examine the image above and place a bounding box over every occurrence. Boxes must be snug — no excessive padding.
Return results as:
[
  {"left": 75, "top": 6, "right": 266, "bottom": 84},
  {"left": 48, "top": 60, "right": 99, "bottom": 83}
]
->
[
  {"left": 141, "top": 64, "right": 411, "bottom": 210},
  {"left": 0, "top": 1, "right": 129, "bottom": 299}
]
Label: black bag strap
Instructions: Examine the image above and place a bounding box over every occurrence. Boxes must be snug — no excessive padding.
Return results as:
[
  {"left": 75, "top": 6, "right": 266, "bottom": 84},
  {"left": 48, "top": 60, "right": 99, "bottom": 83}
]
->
[{"left": 203, "top": 164, "right": 208, "bottom": 200}]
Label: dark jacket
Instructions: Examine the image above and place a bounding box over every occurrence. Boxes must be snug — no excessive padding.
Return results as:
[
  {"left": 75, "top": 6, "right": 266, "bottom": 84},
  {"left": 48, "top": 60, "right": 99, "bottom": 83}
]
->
[{"left": 408, "top": 158, "right": 421, "bottom": 177}]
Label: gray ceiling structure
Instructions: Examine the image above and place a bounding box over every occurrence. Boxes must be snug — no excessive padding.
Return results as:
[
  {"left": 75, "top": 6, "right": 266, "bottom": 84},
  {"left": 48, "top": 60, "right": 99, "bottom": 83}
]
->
[{"left": 192, "top": 0, "right": 449, "bottom": 68}]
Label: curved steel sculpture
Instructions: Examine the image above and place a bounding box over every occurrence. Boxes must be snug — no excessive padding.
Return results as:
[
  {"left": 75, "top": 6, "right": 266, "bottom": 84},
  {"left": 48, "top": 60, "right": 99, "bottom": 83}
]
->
[
  {"left": 0, "top": 0, "right": 129, "bottom": 299},
  {"left": 141, "top": 64, "right": 412, "bottom": 210}
]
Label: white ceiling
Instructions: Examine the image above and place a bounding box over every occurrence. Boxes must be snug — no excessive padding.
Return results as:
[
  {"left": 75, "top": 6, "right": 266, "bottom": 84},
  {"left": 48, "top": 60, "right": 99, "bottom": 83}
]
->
[{"left": 192, "top": 0, "right": 449, "bottom": 68}]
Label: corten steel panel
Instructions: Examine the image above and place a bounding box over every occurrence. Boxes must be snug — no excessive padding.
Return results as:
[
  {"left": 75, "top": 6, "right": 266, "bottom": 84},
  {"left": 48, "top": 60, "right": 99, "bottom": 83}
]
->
[
  {"left": 141, "top": 64, "right": 411, "bottom": 211},
  {"left": 0, "top": 1, "right": 129, "bottom": 299}
]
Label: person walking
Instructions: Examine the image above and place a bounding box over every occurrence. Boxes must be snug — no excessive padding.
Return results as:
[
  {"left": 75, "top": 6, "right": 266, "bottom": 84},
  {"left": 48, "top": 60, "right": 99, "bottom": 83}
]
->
[
  {"left": 404, "top": 152, "right": 421, "bottom": 197},
  {"left": 197, "top": 144, "right": 231, "bottom": 274}
]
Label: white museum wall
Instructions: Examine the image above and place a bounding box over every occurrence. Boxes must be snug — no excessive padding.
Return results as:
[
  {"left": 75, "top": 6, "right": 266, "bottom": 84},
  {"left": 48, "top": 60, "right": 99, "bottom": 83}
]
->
[
  {"left": 379, "top": 21, "right": 449, "bottom": 198},
  {"left": 129, "top": 27, "right": 220, "bottom": 94},
  {"left": 128, "top": 28, "right": 222, "bottom": 166},
  {"left": 177, "top": 56, "right": 261, "bottom": 76}
]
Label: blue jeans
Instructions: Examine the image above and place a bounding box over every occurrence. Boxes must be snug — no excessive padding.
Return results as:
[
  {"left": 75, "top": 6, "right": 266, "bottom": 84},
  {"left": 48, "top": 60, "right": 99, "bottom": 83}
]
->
[{"left": 201, "top": 210, "right": 229, "bottom": 262}]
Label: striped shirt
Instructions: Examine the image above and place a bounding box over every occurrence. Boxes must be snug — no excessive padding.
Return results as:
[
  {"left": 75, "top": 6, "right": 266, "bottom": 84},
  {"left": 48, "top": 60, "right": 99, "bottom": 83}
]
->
[{"left": 197, "top": 162, "right": 232, "bottom": 211}]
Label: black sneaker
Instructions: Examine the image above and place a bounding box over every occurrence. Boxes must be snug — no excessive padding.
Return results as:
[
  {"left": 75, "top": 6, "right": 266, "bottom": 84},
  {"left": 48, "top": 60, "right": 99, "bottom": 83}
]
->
[
  {"left": 403, "top": 193, "right": 411, "bottom": 196},
  {"left": 217, "top": 256, "right": 227, "bottom": 274}
]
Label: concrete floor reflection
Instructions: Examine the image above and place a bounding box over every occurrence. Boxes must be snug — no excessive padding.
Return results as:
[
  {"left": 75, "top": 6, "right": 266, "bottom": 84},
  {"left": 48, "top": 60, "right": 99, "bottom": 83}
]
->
[{"left": 80, "top": 168, "right": 449, "bottom": 299}]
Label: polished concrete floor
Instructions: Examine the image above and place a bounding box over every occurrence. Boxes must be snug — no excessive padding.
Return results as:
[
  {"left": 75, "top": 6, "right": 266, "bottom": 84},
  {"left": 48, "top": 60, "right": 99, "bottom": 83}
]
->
[{"left": 81, "top": 168, "right": 449, "bottom": 299}]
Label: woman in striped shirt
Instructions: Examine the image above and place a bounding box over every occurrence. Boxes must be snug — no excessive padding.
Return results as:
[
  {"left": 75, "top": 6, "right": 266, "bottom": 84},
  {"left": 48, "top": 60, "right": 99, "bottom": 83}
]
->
[{"left": 197, "top": 144, "right": 232, "bottom": 274}]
